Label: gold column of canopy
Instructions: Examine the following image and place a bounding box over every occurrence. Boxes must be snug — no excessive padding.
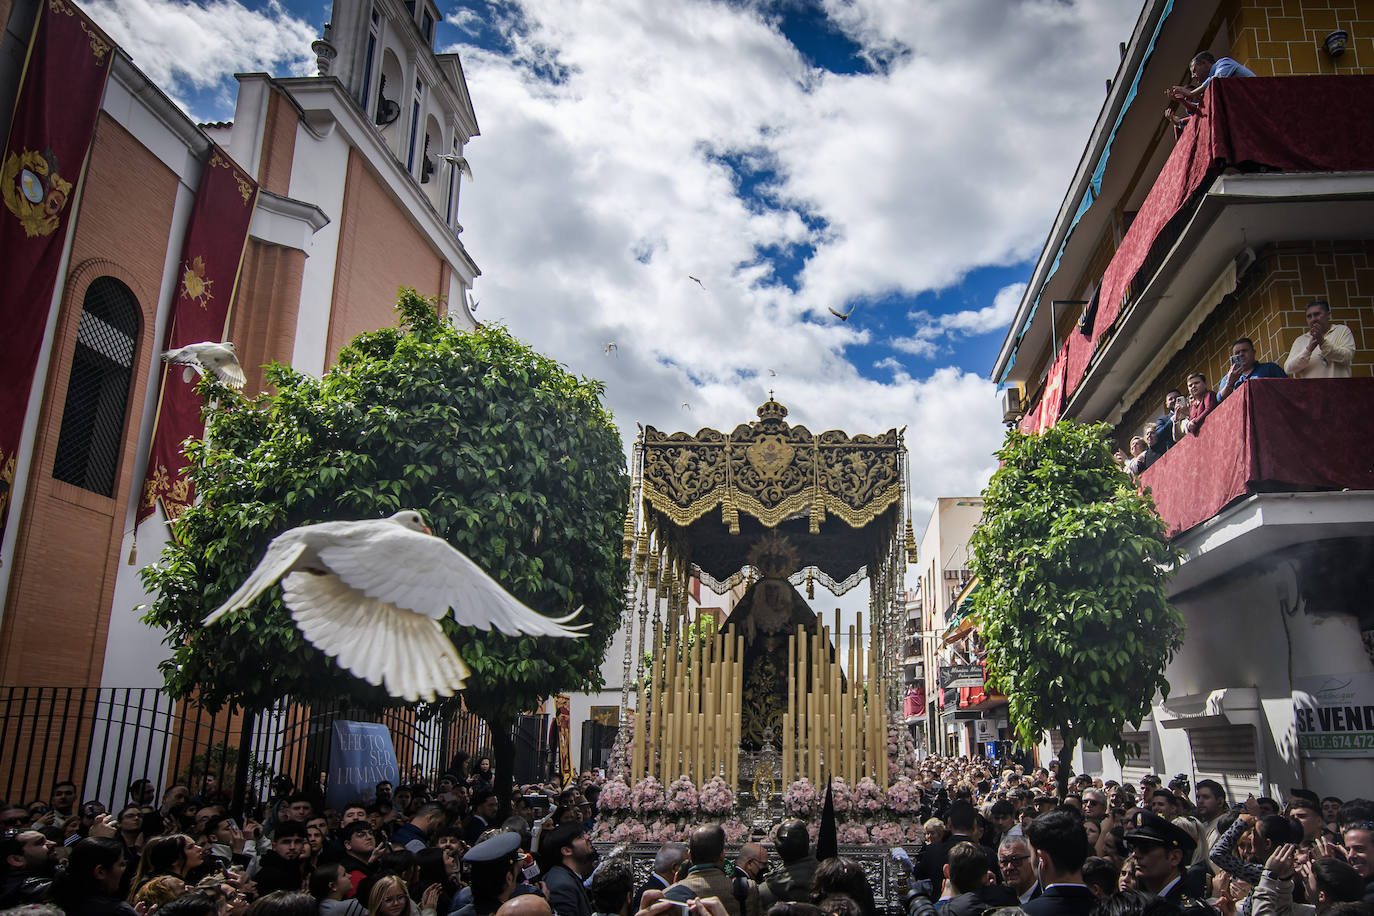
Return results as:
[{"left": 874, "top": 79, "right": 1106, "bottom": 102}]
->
[{"left": 623, "top": 397, "right": 909, "bottom": 787}]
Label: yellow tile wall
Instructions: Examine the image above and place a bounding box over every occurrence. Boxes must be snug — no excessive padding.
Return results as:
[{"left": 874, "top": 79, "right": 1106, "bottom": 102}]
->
[
  {"left": 1116, "top": 240, "right": 1374, "bottom": 444},
  {"left": 1224, "top": 0, "right": 1374, "bottom": 75}
]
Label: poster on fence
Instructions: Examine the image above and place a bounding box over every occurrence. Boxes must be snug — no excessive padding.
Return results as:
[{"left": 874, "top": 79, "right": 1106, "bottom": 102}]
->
[
  {"left": 327, "top": 721, "right": 399, "bottom": 810},
  {"left": 1293, "top": 673, "right": 1374, "bottom": 758}
]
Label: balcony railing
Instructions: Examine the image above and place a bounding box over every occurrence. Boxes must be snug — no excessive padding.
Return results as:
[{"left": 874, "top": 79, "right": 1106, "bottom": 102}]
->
[{"left": 1140, "top": 378, "right": 1374, "bottom": 537}]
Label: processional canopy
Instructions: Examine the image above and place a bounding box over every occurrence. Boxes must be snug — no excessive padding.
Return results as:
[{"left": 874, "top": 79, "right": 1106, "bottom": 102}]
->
[
  {"left": 634, "top": 396, "right": 909, "bottom": 593},
  {"left": 622, "top": 397, "right": 913, "bottom": 789}
]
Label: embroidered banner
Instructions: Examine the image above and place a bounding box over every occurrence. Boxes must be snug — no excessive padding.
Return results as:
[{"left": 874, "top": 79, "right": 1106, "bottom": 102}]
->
[
  {"left": 0, "top": 0, "right": 114, "bottom": 546},
  {"left": 554, "top": 694, "right": 573, "bottom": 787},
  {"left": 137, "top": 144, "right": 258, "bottom": 525}
]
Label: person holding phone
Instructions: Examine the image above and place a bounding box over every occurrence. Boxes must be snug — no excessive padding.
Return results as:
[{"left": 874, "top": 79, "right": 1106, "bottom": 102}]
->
[{"left": 1217, "top": 338, "right": 1285, "bottom": 401}]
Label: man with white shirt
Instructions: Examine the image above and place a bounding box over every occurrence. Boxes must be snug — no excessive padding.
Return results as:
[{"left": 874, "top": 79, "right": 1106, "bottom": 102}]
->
[{"left": 1285, "top": 299, "right": 1355, "bottom": 378}]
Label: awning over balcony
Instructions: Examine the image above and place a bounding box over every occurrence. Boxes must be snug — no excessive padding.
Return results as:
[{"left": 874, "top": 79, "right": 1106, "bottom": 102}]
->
[
  {"left": 1141, "top": 378, "right": 1374, "bottom": 537},
  {"left": 1024, "top": 76, "right": 1374, "bottom": 429}
]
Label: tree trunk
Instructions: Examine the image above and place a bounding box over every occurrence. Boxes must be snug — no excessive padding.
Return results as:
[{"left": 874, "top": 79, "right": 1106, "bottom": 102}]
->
[
  {"left": 1055, "top": 730, "right": 1077, "bottom": 800},
  {"left": 489, "top": 716, "right": 516, "bottom": 821}
]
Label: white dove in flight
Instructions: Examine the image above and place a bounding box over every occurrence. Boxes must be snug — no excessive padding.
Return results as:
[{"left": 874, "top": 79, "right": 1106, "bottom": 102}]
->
[
  {"left": 163, "top": 341, "right": 246, "bottom": 389},
  {"left": 203, "top": 510, "right": 587, "bottom": 702}
]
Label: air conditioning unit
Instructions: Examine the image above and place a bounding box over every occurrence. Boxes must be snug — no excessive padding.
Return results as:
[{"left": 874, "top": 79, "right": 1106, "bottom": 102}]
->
[{"left": 1001, "top": 385, "right": 1023, "bottom": 423}]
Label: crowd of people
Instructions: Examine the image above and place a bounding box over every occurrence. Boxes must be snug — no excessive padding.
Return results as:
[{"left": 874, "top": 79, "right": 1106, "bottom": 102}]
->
[
  {"left": 1115, "top": 298, "right": 1354, "bottom": 481},
  {"left": 0, "top": 758, "right": 604, "bottom": 916},
  {"left": 3, "top": 757, "right": 1371, "bottom": 916}
]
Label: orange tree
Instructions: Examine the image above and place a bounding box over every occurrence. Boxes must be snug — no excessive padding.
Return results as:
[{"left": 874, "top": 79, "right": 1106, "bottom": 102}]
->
[
  {"left": 968, "top": 419, "right": 1182, "bottom": 798},
  {"left": 141, "top": 289, "right": 628, "bottom": 808}
]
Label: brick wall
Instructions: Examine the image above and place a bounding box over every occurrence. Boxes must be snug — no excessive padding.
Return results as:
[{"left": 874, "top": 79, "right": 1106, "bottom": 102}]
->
[
  {"left": 326, "top": 147, "right": 445, "bottom": 362},
  {"left": 1225, "top": 0, "right": 1374, "bottom": 75},
  {"left": 229, "top": 239, "right": 306, "bottom": 394},
  {"left": 0, "top": 114, "right": 178, "bottom": 686},
  {"left": 1117, "top": 239, "right": 1374, "bottom": 443},
  {"left": 256, "top": 88, "right": 299, "bottom": 196}
]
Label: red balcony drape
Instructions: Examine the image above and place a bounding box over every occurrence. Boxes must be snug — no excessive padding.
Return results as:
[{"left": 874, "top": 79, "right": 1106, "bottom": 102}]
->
[
  {"left": 1141, "top": 378, "right": 1374, "bottom": 537},
  {"left": 1060, "top": 76, "right": 1374, "bottom": 409}
]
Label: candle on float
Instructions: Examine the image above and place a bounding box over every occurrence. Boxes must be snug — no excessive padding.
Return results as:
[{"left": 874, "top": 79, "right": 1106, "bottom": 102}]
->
[{"left": 633, "top": 683, "right": 646, "bottom": 778}]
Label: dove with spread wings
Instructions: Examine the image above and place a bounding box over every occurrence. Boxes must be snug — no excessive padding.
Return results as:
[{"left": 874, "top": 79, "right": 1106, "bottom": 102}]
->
[
  {"left": 163, "top": 341, "right": 246, "bottom": 389},
  {"left": 204, "top": 511, "right": 586, "bottom": 702}
]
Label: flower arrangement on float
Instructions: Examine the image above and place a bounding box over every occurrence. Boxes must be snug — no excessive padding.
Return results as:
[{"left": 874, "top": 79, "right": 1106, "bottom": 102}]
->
[{"left": 592, "top": 765, "right": 933, "bottom": 843}]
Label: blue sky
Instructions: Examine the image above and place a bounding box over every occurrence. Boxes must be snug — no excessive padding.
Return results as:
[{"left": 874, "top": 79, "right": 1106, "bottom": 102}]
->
[{"left": 84, "top": 0, "right": 1142, "bottom": 516}]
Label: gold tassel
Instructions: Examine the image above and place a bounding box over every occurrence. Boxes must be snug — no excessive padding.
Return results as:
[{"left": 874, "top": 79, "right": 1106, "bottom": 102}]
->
[{"left": 127, "top": 531, "right": 138, "bottom": 565}]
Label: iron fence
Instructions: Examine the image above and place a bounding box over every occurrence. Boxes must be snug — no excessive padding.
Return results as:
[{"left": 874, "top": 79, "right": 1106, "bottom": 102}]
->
[{"left": 0, "top": 686, "right": 489, "bottom": 814}]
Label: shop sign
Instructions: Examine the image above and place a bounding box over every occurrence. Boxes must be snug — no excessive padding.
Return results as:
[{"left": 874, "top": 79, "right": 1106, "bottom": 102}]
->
[
  {"left": 940, "top": 664, "right": 984, "bottom": 689},
  {"left": 1293, "top": 673, "right": 1374, "bottom": 757}
]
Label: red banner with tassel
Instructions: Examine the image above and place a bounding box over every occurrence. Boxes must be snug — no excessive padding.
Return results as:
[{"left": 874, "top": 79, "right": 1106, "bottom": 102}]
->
[
  {"left": 0, "top": 0, "right": 114, "bottom": 548},
  {"left": 136, "top": 144, "right": 258, "bottom": 531}
]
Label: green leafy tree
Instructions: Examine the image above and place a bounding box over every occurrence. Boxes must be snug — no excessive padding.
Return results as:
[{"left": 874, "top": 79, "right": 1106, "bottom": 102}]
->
[
  {"left": 968, "top": 420, "right": 1183, "bottom": 798},
  {"left": 141, "top": 290, "right": 628, "bottom": 806}
]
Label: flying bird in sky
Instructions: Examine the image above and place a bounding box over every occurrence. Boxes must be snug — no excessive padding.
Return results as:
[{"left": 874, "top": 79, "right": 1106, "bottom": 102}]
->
[
  {"left": 688, "top": 275, "right": 705, "bottom": 290},
  {"left": 162, "top": 341, "right": 246, "bottom": 389},
  {"left": 828, "top": 304, "right": 856, "bottom": 322},
  {"left": 203, "top": 510, "right": 587, "bottom": 702},
  {"left": 604, "top": 342, "right": 618, "bottom": 356}
]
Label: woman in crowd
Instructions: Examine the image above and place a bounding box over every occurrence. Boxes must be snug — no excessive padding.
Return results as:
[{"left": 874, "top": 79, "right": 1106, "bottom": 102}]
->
[
  {"left": 128, "top": 835, "right": 205, "bottom": 900},
  {"left": 310, "top": 863, "right": 364, "bottom": 916},
  {"left": 131, "top": 877, "right": 188, "bottom": 913},
  {"left": 51, "top": 837, "right": 136, "bottom": 916}
]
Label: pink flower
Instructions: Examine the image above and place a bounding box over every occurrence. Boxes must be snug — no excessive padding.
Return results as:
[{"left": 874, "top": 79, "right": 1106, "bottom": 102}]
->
[
  {"left": 837, "top": 822, "right": 869, "bottom": 844},
  {"left": 664, "top": 777, "right": 699, "bottom": 815},
  {"left": 630, "top": 776, "right": 666, "bottom": 815},
  {"left": 783, "top": 779, "right": 819, "bottom": 816},
  {"left": 721, "top": 819, "right": 750, "bottom": 844},
  {"left": 699, "top": 776, "right": 736, "bottom": 815},
  {"left": 871, "top": 823, "right": 905, "bottom": 845},
  {"left": 599, "top": 777, "right": 632, "bottom": 812}
]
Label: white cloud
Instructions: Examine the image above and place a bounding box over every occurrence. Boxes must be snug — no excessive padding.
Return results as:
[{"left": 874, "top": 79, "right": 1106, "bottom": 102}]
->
[
  {"left": 439, "top": 0, "right": 1137, "bottom": 509},
  {"left": 93, "top": 0, "right": 1138, "bottom": 516},
  {"left": 82, "top": 0, "right": 317, "bottom": 102},
  {"left": 892, "top": 281, "right": 1026, "bottom": 358}
]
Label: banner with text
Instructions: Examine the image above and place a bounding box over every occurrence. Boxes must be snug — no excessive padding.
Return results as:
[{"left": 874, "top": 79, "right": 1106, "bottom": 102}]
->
[
  {"left": 137, "top": 144, "right": 258, "bottom": 526},
  {"left": 326, "top": 720, "right": 400, "bottom": 811},
  {"left": 1293, "top": 673, "right": 1374, "bottom": 757},
  {"left": 0, "top": 0, "right": 114, "bottom": 549}
]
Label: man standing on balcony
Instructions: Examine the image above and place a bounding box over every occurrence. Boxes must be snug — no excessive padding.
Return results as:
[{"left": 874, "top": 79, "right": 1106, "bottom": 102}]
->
[
  {"left": 1168, "top": 52, "right": 1255, "bottom": 109},
  {"left": 1284, "top": 299, "right": 1355, "bottom": 379},
  {"left": 1217, "top": 338, "right": 1286, "bottom": 401}
]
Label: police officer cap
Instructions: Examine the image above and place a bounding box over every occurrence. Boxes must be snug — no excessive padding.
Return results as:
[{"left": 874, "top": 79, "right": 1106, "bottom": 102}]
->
[
  {"left": 465, "top": 830, "right": 522, "bottom": 865},
  {"left": 1124, "top": 811, "right": 1195, "bottom": 857}
]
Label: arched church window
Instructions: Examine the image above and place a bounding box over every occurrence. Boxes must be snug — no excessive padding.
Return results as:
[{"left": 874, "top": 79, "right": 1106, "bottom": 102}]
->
[{"left": 52, "top": 276, "right": 140, "bottom": 496}]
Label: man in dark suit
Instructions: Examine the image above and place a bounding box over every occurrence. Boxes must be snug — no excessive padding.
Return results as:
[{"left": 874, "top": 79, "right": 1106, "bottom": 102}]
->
[
  {"left": 920, "top": 800, "right": 979, "bottom": 897},
  {"left": 634, "top": 842, "right": 686, "bottom": 910},
  {"left": 1022, "top": 811, "right": 1094, "bottom": 916},
  {"left": 539, "top": 822, "right": 594, "bottom": 916}
]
